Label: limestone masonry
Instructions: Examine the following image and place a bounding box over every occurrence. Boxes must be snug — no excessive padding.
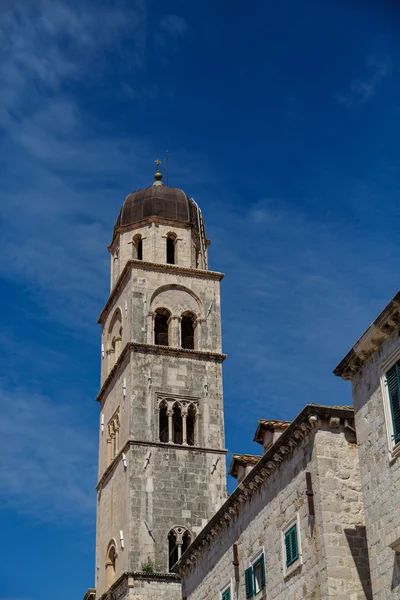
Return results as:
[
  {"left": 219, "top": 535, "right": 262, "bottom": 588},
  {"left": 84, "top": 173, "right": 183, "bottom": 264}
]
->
[{"left": 83, "top": 167, "right": 400, "bottom": 599}]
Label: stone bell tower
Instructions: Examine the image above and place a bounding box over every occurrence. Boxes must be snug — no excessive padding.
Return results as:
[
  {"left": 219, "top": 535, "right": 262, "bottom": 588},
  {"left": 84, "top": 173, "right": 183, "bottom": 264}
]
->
[{"left": 83, "top": 162, "right": 227, "bottom": 600}]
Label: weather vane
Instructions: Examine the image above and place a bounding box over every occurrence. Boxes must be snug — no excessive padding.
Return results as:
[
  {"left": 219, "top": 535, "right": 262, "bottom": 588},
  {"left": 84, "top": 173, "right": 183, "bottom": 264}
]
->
[{"left": 154, "top": 158, "right": 161, "bottom": 170}]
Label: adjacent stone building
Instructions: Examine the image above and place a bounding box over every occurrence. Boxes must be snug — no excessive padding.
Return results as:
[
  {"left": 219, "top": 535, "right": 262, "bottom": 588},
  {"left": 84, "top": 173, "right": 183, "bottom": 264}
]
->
[
  {"left": 334, "top": 291, "right": 400, "bottom": 599},
  {"left": 175, "top": 404, "right": 372, "bottom": 600},
  {"left": 83, "top": 165, "right": 228, "bottom": 600}
]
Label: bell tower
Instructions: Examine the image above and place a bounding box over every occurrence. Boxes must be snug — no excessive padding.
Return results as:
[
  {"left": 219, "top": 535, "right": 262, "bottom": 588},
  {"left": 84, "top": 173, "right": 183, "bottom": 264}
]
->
[{"left": 86, "top": 164, "right": 227, "bottom": 600}]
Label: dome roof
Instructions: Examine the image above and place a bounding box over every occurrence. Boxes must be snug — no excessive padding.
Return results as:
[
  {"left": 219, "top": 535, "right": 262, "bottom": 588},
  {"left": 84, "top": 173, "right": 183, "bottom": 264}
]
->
[{"left": 113, "top": 182, "right": 198, "bottom": 241}]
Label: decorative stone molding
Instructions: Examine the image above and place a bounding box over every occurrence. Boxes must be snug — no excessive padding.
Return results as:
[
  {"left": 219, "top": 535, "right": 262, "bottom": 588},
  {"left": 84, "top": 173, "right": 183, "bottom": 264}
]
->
[
  {"left": 98, "top": 259, "right": 224, "bottom": 325},
  {"left": 97, "top": 342, "right": 226, "bottom": 403}
]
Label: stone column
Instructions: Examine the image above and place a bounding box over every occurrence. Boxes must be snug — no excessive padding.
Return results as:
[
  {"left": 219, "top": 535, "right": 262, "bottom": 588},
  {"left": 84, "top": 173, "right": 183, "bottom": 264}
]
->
[
  {"left": 181, "top": 404, "right": 188, "bottom": 446},
  {"left": 167, "top": 409, "right": 173, "bottom": 444}
]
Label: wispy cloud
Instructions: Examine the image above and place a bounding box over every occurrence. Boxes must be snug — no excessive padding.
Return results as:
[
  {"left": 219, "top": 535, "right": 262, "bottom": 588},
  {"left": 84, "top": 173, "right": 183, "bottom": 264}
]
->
[
  {"left": 336, "top": 55, "right": 391, "bottom": 107},
  {"left": 0, "top": 384, "right": 97, "bottom": 522},
  {"left": 155, "top": 14, "right": 189, "bottom": 49}
]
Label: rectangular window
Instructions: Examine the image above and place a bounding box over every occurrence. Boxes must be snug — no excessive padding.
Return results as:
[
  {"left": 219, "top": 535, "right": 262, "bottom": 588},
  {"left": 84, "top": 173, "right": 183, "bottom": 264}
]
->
[
  {"left": 221, "top": 588, "right": 231, "bottom": 600},
  {"left": 284, "top": 524, "right": 299, "bottom": 567},
  {"left": 244, "top": 553, "right": 265, "bottom": 598},
  {"left": 387, "top": 361, "right": 400, "bottom": 444}
]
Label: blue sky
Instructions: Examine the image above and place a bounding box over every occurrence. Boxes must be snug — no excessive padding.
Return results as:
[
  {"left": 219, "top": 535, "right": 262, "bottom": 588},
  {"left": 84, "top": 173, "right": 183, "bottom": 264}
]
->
[{"left": 1, "top": 0, "right": 400, "bottom": 598}]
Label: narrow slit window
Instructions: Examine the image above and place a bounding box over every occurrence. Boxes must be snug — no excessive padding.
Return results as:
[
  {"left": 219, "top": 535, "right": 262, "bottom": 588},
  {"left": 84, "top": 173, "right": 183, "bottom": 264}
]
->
[
  {"left": 154, "top": 309, "right": 170, "bottom": 346},
  {"left": 168, "top": 530, "right": 178, "bottom": 571},
  {"left": 187, "top": 405, "right": 196, "bottom": 446},
  {"left": 133, "top": 235, "right": 143, "bottom": 261},
  {"left": 182, "top": 530, "right": 191, "bottom": 554},
  {"left": 166, "top": 236, "right": 175, "bottom": 264},
  {"left": 159, "top": 403, "right": 169, "bottom": 443},
  {"left": 173, "top": 404, "right": 183, "bottom": 445},
  {"left": 181, "top": 313, "right": 195, "bottom": 350}
]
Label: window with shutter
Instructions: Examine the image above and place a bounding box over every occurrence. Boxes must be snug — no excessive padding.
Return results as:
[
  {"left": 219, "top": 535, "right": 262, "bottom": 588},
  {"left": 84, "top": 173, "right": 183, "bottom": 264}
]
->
[
  {"left": 285, "top": 524, "right": 299, "bottom": 567},
  {"left": 252, "top": 553, "right": 266, "bottom": 593},
  {"left": 387, "top": 361, "right": 400, "bottom": 444},
  {"left": 221, "top": 587, "right": 231, "bottom": 600},
  {"left": 245, "top": 567, "right": 254, "bottom": 598}
]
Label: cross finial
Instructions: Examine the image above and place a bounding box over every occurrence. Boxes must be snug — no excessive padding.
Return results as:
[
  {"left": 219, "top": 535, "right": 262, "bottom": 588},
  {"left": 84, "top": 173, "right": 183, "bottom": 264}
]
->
[{"left": 153, "top": 158, "right": 163, "bottom": 185}]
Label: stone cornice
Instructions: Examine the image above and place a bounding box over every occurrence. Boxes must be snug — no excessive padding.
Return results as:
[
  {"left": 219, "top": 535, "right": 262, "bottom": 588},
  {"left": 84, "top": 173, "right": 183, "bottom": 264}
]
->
[
  {"left": 97, "top": 439, "right": 227, "bottom": 489},
  {"left": 173, "top": 403, "right": 354, "bottom": 576},
  {"left": 82, "top": 589, "right": 95, "bottom": 600},
  {"left": 95, "top": 571, "right": 181, "bottom": 600},
  {"left": 98, "top": 260, "right": 224, "bottom": 325},
  {"left": 96, "top": 342, "right": 226, "bottom": 403},
  {"left": 334, "top": 291, "right": 400, "bottom": 380}
]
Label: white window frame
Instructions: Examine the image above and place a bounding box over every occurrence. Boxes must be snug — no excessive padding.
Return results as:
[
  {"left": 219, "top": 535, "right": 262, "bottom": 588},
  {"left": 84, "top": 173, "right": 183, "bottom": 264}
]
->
[
  {"left": 220, "top": 579, "right": 232, "bottom": 600},
  {"left": 248, "top": 547, "right": 265, "bottom": 597},
  {"left": 282, "top": 513, "right": 302, "bottom": 578},
  {"left": 379, "top": 346, "right": 400, "bottom": 461}
]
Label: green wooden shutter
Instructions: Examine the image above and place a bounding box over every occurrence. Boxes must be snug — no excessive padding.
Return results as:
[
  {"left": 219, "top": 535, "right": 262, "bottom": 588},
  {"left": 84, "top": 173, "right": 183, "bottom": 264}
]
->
[
  {"left": 284, "top": 530, "right": 292, "bottom": 566},
  {"left": 245, "top": 567, "right": 254, "bottom": 598},
  {"left": 222, "top": 588, "right": 231, "bottom": 600},
  {"left": 285, "top": 525, "right": 299, "bottom": 567},
  {"left": 387, "top": 362, "right": 400, "bottom": 444},
  {"left": 259, "top": 553, "right": 266, "bottom": 589},
  {"left": 290, "top": 525, "right": 299, "bottom": 562}
]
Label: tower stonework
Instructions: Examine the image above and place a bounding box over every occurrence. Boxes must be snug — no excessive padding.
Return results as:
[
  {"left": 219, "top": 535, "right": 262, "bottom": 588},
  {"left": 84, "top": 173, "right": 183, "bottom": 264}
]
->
[{"left": 86, "top": 169, "right": 227, "bottom": 600}]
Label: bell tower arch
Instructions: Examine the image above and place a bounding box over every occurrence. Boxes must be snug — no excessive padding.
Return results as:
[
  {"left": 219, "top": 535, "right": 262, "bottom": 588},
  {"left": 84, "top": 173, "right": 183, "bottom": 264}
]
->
[{"left": 87, "top": 163, "right": 227, "bottom": 600}]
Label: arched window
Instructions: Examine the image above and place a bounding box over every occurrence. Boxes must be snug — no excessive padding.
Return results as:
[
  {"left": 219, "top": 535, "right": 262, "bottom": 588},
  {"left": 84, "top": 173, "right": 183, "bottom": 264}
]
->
[
  {"left": 105, "top": 542, "right": 117, "bottom": 588},
  {"left": 182, "top": 530, "right": 191, "bottom": 554},
  {"left": 166, "top": 234, "right": 176, "bottom": 265},
  {"left": 168, "top": 529, "right": 178, "bottom": 571},
  {"left": 133, "top": 235, "right": 143, "bottom": 261},
  {"left": 181, "top": 312, "right": 195, "bottom": 350},
  {"left": 154, "top": 308, "right": 170, "bottom": 346},
  {"left": 187, "top": 404, "right": 196, "bottom": 446},
  {"left": 159, "top": 402, "right": 169, "bottom": 443},
  {"left": 168, "top": 527, "right": 191, "bottom": 571},
  {"left": 173, "top": 404, "right": 183, "bottom": 445}
]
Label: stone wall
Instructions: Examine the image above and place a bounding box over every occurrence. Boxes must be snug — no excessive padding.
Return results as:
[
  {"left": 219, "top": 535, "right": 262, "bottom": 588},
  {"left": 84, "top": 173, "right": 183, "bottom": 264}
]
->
[
  {"left": 97, "top": 572, "right": 182, "bottom": 600},
  {"left": 111, "top": 220, "right": 206, "bottom": 287},
  {"left": 350, "top": 327, "right": 400, "bottom": 599},
  {"left": 180, "top": 416, "right": 371, "bottom": 600}
]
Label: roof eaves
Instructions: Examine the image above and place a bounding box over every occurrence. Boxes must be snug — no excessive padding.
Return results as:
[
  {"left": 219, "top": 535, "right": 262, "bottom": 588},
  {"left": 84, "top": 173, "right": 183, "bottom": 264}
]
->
[{"left": 334, "top": 291, "right": 400, "bottom": 380}]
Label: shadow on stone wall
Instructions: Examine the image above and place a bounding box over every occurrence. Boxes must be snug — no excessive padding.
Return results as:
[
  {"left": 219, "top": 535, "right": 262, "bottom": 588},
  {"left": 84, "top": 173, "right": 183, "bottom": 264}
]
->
[{"left": 344, "top": 525, "right": 372, "bottom": 600}]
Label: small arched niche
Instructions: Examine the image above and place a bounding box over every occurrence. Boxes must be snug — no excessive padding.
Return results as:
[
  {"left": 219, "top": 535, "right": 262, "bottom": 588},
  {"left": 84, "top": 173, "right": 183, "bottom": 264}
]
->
[
  {"left": 107, "top": 308, "right": 123, "bottom": 370},
  {"left": 154, "top": 308, "right": 170, "bottom": 346},
  {"left": 181, "top": 311, "right": 196, "bottom": 350},
  {"left": 166, "top": 233, "right": 177, "bottom": 265},
  {"left": 133, "top": 234, "right": 143, "bottom": 261},
  {"left": 105, "top": 542, "right": 117, "bottom": 588}
]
